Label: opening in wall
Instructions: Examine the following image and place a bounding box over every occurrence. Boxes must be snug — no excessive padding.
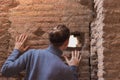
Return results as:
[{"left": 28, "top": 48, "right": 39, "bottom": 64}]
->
[{"left": 66, "top": 31, "right": 85, "bottom": 51}]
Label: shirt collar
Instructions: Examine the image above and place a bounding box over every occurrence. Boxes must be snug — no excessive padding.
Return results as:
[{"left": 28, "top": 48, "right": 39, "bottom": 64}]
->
[{"left": 47, "top": 45, "right": 63, "bottom": 57}]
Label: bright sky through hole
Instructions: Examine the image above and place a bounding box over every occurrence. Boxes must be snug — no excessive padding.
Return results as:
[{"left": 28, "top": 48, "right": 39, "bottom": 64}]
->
[{"left": 68, "top": 35, "right": 78, "bottom": 47}]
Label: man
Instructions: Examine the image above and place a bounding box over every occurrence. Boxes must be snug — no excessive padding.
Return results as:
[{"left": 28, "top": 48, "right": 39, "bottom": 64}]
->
[{"left": 1, "top": 25, "right": 81, "bottom": 80}]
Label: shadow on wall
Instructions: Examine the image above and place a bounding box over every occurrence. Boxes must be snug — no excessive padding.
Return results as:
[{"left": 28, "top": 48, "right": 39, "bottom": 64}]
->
[{"left": 75, "top": 0, "right": 92, "bottom": 9}]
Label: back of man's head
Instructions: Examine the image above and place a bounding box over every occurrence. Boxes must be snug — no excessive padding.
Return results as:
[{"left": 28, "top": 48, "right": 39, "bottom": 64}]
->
[{"left": 49, "top": 24, "right": 70, "bottom": 47}]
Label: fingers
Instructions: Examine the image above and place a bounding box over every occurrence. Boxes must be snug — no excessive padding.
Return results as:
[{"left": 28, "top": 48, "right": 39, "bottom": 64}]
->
[
  {"left": 75, "top": 50, "right": 80, "bottom": 58},
  {"left": 16, "top": 33, "right": 28, "bottom": 43},
  {"left": 77, "top": 51, "right": 80, "bottom": 58},
  {"left": 21, "top": 34, "right": 28, "bottom": 43},
  {"left": 72, "top": 51, "right": 74, "bottom": 58},
  {"left": 16, "top": 36, "right": 19, "bottom": 42},
  {"left": 14, "top": 33, "right": 29, "bottom": 53},
  {"left": 72, "top": 50, "right": 81, "bottom": 58},
  {"left": 19, "top": 34, "right": 28, "bottom": 42},
  {"left": 19, "top": 34, "right": 25, "bottom": 42}
]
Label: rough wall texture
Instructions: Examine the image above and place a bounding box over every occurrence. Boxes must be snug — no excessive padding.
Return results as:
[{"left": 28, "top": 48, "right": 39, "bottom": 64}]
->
[
  {"left": 103, "top": 0, "right": 120, "bottom": 80},
  {"left": 1, "top": 0, "right": 120, "bottom": 80},
  {"left": 0, "top": 0, "right": 19, "bottom": 79},
  {"left": 90, "top": 0, "right": 105, "bottom": 80},
  {"left": 0, "top": 0, "right": 92, "bottom": 80}
]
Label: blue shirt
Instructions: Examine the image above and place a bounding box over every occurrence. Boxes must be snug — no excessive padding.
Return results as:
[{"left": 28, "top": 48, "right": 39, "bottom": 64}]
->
[{"left": 1, "top": 45, "right": 78, "bottom": 80}]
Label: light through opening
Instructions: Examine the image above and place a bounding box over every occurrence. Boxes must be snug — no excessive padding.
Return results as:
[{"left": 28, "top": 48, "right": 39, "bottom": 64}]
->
[{"left": 68, "top": 35, "right": 79, "bottom": 47}]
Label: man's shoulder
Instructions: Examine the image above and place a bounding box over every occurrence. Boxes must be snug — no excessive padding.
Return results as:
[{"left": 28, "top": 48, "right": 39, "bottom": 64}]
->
[{"left": 26, "top": 49, "right": 47, "bottom": 55}]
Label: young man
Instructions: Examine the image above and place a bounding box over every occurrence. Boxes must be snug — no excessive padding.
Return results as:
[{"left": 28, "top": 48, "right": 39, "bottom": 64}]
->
[{"left": 1, "top": 25, "right": 81, "bottom": 80}]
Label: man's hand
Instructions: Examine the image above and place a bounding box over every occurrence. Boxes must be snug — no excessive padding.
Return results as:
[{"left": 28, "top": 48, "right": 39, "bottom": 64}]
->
[
  {"left": 14, "top": 34, "right": 29, "bottom": 53},
  {"left": 64, "top": 50, "right": 81, "bottom": 66}
]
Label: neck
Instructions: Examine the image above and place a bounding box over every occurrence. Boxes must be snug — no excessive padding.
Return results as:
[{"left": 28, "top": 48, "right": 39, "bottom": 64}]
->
[
  {"left": 59, "top": 46, "right": 64, "bottom": 51},
  {"left": 58, "top": 44, "right": 67, "bottom": 51}
]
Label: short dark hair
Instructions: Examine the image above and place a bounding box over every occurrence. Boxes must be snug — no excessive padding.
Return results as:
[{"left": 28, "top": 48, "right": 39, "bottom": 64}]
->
[{"left": 49, "top": 24, "right": 70, "bottom": 47}]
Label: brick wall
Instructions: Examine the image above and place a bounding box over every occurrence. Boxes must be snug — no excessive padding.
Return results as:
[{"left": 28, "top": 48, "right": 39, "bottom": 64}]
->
[
  {"left": 2, "top": 0, "right": 120, "bottom": 80},
  {"left": 103, "top": 0, "right": 120, "bottom": 80},
  {"left": 0, "top": 0, "right": 92, "bottom": 80},
  {"left": 0, "top": 0, "right": 19, "bottom": 79}
]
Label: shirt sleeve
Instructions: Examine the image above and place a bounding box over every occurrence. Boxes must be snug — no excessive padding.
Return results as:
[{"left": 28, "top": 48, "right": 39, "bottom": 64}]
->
[
  {"left": 61, "top": 65, "right": 78, "bottom": 80},
  {"left": 69, "top": 66, "right": 79, "bottom": 80},
  {"left": 1, "top": 49, "right": 33, "bottom": 77}
]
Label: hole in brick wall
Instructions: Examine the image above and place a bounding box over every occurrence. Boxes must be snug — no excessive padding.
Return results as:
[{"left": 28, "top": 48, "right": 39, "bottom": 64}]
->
[
  {"left": 68, "top": 35, "right": 79, "bottom": 47},
  {"left": 66, "top": 31, "right": 85, "bottom": 51}
]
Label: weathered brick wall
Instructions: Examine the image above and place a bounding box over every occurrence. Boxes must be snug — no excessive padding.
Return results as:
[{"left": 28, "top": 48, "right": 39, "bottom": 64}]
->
[
  {"left": 0, "top": 0, "right": 92, "bottom": 80},
  {"left": 0, "top": 0, "right": 19, "bottom": 80},
  {"left": 103, "top": 0, "right": 120, "bottom": 80}
]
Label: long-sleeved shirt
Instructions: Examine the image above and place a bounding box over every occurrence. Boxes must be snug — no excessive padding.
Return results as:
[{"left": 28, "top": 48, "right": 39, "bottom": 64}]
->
[{"left": 1, "top": 45, "right": 78, "bottom": 80}]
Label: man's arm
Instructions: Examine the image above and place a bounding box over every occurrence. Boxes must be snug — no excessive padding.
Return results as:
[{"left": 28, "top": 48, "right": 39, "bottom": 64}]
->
[
  {"left": 69, "top": 66, "right": 78, "bottom": 80},
  {"left": 60, "top": 65, "right": 78, "bottom": 80},
  {"left": 1, "top": 34, "right": 30, "bottom": 77},
  {"left": 1, "top": 49, "right": 33, "bottom": 77}
]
